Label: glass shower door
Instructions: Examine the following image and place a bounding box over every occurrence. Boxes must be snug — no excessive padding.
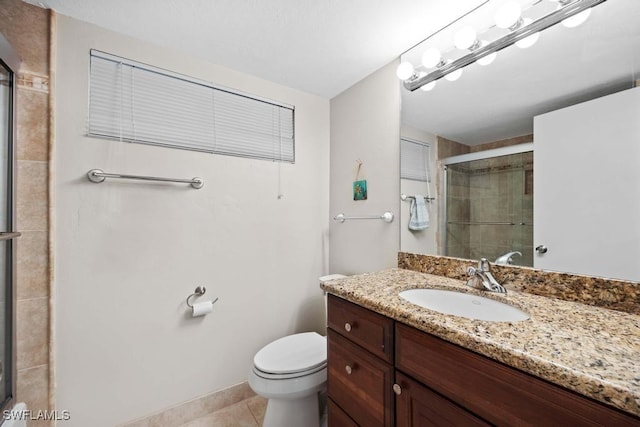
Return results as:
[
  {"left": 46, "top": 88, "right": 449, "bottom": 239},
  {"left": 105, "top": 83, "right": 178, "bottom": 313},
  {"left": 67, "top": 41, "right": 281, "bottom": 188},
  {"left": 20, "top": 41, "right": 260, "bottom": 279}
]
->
[
  {"left": 444, "top": 151, "right": 533, "bottom": 266},
  {"left": 0, "top": 58, "right": 16, "bottom": 410}
]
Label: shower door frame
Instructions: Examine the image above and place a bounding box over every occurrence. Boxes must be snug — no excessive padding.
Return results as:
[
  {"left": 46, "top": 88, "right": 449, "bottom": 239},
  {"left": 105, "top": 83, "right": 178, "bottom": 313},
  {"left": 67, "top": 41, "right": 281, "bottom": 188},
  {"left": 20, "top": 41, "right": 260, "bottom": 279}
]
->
[
  {"left": 440, "top": 143, "right": 534, "bottom": 257},
  {"left": 0, "top": 33, "right": 21, "bottom": 415}
]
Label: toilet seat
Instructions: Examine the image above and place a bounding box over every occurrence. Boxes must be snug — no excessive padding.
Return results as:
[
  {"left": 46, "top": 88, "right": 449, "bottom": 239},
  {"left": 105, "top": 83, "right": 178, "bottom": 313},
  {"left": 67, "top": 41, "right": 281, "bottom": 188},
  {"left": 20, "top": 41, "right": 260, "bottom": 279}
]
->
[
  {"left": 253, "top": 332, "right": 327, "bottom": 378},
  {"left": 253, "top": 361, "right": 327, "bottom": 380}
]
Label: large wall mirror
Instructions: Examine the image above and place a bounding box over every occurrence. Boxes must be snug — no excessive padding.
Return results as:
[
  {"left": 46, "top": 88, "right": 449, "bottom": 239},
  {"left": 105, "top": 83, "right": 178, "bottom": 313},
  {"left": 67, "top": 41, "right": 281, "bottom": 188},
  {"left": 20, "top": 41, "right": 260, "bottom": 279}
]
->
[{"left": 399, "top": 0, "right": 640, "bottom": 282}]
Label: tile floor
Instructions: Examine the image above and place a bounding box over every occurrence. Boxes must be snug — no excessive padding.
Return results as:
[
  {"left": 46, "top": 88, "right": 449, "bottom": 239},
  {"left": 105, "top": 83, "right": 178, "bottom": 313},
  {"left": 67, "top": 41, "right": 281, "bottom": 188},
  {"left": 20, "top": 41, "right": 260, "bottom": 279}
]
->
[{"left": 179, "top": 395, "right": 267, "bottom": 427}]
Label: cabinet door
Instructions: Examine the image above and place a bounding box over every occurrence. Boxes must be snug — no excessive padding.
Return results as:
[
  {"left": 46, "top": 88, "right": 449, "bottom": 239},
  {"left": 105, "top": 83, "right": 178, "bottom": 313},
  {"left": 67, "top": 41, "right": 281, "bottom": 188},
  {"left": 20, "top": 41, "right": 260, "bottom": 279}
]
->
[
  {"left": 328, "top": 398, "right": 359, "bottom": 427},
  {"left": 328, "top": 329, "right": 394, "bottom": 427},
  {"left": 534, "top": 86, "right": 640, "bottom": 281},
  {"left": 395, "top": 372, "right": 490, "bottom": 427}
]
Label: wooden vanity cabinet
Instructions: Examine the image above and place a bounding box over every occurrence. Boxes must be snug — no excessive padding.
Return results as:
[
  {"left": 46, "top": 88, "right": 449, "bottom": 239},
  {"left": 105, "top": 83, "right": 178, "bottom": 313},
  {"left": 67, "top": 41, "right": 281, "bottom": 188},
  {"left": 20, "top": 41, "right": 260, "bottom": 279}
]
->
[
  {"left": 327, "top": 398, "right": 359, "bottom": 427},
  {"left": 327, "top": 294, "right": 395, "bottom": 426},
  {"left": 327, "top": 295, "right": 640, "bottom": 427},
  {"left": 395, "top": 371, "right": 490, "bottom": 427},
  {"left": 327, "top": 293, "right": 393, "bottom": 362},
  {"left": 395, "top": 323, "right": 640, "bottom": 426}
]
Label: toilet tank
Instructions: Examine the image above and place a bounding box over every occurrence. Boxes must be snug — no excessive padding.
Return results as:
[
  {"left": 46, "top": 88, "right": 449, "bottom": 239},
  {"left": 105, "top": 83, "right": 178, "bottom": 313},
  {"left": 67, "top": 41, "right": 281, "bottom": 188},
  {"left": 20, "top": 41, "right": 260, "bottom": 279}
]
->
[{"left": 319, "top": 275, "right": 347, "bottom": 327}]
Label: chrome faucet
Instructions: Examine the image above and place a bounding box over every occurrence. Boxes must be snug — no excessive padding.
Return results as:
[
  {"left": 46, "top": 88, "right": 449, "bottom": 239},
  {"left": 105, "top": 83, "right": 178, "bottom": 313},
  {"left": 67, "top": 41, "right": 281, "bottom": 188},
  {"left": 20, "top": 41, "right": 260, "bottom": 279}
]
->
[
  {"left": 495, "top": 251, "right": 522, "bottom": 265},
  {"left": 466, "top": 258, "right": 507, "bottom": 293}
]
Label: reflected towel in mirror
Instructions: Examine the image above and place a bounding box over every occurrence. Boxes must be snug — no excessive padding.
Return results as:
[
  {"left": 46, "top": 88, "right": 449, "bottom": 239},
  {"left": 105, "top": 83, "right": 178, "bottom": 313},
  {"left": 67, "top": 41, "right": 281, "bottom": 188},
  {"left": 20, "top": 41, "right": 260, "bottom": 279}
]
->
[{"left": 409, "top": 195, "right": 429, "bottom": 231}]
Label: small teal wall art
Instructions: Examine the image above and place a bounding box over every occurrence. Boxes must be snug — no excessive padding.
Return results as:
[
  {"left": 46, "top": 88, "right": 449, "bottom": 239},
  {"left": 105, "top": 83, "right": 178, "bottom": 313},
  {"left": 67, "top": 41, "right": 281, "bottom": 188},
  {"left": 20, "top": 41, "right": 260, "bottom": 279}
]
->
[
  {"left": 353, "top": 180, "right": 367, "bottom": 200},
  {"left": 353, "top": 159, "right": 368, "bottom": 200}
]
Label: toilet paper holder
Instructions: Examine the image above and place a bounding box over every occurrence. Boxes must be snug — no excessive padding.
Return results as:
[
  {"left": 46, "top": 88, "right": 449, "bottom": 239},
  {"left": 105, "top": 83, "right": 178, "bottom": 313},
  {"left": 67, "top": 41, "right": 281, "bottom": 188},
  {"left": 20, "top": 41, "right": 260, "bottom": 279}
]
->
[{"left": 186, "top": 286, "right": 219, "bottom": 308}]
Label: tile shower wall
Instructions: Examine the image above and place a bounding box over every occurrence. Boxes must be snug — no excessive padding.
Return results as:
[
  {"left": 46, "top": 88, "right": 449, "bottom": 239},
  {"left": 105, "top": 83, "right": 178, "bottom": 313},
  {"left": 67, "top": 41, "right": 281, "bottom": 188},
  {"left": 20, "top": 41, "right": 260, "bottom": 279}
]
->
[
  {"left": 0, "top": 1, "right": 53, "bottom": 424},
  {"left": 444, "top": 165, "right": 470, "bottom": 259},
  {"left": 445, "top": 152, "right": 533, "bottom": 266}
]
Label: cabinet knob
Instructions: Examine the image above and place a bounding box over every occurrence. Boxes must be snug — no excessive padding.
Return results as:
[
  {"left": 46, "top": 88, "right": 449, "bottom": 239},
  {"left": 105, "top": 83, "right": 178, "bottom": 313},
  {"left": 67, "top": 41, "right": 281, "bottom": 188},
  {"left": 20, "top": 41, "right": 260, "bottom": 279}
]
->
[
  {"left": 344, "top": 322, "right": 352, "bottom": 332},
  {"left": 345, "top": 365, "right": 353, "bottom": 375},
  {"left": 536, "top": 245, "right": 548, "bottom": 254},
  {"left": 393, "top": 383, "right": 402, "bottom": 395}
]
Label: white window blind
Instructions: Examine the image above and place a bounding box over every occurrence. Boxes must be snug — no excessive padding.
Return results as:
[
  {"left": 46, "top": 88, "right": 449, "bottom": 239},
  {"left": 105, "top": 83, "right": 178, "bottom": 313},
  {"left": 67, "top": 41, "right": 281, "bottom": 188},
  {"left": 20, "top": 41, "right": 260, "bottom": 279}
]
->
[
  {"left": 400, "top": 138, "right": 431, "bottom": 182},
  {"left": 88, "top": 50, "right": 295, "bottom": 162}
]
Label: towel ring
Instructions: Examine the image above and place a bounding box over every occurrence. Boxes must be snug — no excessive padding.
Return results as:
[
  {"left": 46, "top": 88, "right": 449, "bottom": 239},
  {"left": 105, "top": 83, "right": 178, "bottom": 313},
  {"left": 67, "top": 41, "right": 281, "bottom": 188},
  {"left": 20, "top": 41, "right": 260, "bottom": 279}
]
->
[{"left": 186, "top": 286, "right": 206, "bottom": 308}]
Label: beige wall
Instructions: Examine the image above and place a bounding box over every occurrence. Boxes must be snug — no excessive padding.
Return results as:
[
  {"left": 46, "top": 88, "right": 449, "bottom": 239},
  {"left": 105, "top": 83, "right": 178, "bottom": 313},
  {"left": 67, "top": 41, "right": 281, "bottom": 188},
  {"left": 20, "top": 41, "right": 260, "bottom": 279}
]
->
[
  {"left": 399, "top": 125, "right": 438, "bottom": 256},
  {"left": 55, "top": 15, "right": 330, "bottom": 426},
  {"left": 0, "top": 0, "right": 53, "bottom": 423},
  {"left": 329, "top": 60, "right": 401, "bottom": 274}
]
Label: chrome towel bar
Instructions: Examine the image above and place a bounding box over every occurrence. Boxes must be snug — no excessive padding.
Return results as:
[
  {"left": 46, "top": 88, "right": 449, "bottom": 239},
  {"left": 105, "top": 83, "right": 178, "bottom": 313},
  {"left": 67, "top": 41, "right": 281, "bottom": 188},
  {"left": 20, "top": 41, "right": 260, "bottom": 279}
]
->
[
  {"left": 447, "top": 221, "right": 528, "bottom": 226},
  {"left": 401, "top": 194, "right": 435, "bottom": 202},
  {"left": 333, "top": 212, "right": 394, "bottom": 223},
  {"left": 87, "top": 169, "right": 204, "bottom": 189}
]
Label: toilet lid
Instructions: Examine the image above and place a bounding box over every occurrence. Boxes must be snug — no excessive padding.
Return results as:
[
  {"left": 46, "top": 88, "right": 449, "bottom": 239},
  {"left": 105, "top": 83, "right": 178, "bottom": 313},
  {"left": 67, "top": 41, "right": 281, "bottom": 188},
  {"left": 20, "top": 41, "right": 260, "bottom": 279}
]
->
[{"left": 254, "top": 332, "right": 327, "bottom": 375}]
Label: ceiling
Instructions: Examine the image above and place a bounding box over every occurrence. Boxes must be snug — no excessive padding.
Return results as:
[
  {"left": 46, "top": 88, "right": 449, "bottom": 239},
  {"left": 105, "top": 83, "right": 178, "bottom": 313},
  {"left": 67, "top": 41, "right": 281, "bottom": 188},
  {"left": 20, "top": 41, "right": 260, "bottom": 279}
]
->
[
  {"left": 401, "top": 0, "right": 640, "bottom": 145},
  {"left": 19, "top": 0, "right": 639, "bottom": 144},
  {"left": 22, "top": 0, "right": 487, "bottom": 98}
]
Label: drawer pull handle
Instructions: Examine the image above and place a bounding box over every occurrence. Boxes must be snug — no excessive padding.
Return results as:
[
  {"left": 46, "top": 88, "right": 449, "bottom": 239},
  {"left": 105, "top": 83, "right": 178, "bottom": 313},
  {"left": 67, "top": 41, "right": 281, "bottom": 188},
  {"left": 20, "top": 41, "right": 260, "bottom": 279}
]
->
[
  {"left": 344, "top": 322, "right": 352, "bottom": 332},
  {"left": 393, "top": 383, "right": 402, "bottom": 395},
  {"left": 345, "top": 365, "right": 353, "bottom": 375}
]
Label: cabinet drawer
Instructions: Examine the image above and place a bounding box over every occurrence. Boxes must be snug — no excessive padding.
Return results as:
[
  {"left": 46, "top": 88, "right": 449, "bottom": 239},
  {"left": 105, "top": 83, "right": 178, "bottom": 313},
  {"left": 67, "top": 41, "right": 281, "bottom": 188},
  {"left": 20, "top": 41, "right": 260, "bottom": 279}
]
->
[
  {"left": 395, "top": 371, "right": 491, "bottom": 427},
  {"left": 328, "top": 329, "right": 394, "bottom": 427},
  {"left": 327, "top": 294, "right": 394, "bottom": 363},
  {"left": 328, "top": 398, "right": 359, "bottom": 427},
  {"left": 396, "top": 323, "right": 640, "bottom": 426}
]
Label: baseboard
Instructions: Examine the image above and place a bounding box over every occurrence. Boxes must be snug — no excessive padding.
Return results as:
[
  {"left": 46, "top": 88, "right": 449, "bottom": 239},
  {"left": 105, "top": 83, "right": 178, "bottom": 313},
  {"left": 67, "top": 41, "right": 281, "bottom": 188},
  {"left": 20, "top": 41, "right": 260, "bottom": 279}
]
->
[{"left": 119, "top": 381, "right": 256, "bottom": 427}]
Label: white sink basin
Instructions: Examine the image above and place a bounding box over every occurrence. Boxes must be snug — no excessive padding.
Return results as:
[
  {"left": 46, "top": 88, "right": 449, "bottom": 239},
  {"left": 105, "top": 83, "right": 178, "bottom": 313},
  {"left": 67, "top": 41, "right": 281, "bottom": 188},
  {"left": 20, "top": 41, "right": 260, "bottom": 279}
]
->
[{"left": 399, "top": 289, "right": 530, "bottom": 322}]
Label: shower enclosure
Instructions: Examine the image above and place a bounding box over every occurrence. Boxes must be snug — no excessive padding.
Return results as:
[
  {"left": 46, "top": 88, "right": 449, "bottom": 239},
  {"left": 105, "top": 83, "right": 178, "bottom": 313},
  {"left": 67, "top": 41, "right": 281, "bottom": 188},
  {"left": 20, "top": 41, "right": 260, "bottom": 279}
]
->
[
  {"left": 443, "top": 145, "right": 533, "bottom": 267},
  {"left": 0, "top": 35, "right": 19, "bottom": 414}
]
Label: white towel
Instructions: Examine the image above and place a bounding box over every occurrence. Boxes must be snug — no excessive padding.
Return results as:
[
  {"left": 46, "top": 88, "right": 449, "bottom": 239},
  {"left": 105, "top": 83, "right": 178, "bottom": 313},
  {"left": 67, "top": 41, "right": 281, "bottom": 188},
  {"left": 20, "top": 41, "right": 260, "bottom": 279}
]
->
[{"left": 409, "top": 195, "right": 429, "bottom": 231}]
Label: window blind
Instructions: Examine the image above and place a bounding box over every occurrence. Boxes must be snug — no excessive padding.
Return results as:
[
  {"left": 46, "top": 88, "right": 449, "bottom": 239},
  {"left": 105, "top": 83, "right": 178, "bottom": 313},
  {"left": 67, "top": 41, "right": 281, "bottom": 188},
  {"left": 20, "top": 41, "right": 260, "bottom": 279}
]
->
[
  {"left": 88, "top": 50, "right": 295, "bottom": 162},
  {"left": 400, "top": 138, "right": 431, "bottom": 182}
]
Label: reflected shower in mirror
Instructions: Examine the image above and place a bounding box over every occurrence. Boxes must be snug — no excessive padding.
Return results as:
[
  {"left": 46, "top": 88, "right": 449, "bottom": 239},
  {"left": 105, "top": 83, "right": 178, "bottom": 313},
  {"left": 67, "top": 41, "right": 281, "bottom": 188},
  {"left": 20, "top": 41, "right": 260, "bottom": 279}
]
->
[{"left": 444, "top": 147, "right": 533, "bottom": 266}]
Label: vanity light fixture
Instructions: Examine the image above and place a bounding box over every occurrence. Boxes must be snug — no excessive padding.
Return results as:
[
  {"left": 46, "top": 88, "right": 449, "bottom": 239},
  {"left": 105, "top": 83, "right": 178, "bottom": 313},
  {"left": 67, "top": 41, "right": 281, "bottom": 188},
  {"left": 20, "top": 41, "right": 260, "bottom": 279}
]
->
[
  {"left": 551, "top": 0, "right": 593, "bottom": 27},
  {"left": 494, "top": 1, "right": 523, "bottom": 30},
  {"left": 399, "top": 0, "right": 607, "bottom": 92},
  {"left": 515, "top": 18, "right": 540, "bottom": 48}
]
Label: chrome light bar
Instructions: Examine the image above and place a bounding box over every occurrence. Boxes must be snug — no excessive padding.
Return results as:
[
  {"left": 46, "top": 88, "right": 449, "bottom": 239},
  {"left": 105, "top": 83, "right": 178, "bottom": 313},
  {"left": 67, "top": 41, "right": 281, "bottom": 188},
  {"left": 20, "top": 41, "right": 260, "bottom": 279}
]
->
[{"left": 404, "top": 0, "right": 607, "bottom": 91}]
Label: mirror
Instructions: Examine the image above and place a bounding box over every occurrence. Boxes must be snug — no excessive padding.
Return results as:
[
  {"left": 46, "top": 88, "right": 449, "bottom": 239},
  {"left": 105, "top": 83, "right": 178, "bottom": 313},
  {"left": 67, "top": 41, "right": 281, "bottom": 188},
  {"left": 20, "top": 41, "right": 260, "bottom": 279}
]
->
[{"left": 399, "top": 0, "right": 640, "bottom": 282}]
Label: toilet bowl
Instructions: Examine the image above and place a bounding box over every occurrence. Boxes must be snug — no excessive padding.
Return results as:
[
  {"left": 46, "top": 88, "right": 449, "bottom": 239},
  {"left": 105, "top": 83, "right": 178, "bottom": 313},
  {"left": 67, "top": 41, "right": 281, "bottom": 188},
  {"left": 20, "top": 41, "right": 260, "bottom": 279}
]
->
[
  {"left": 249, "top": 275, "right": 345, "bottom": 427},
  {"left": 248, "top": 332, "right": 327, "bottom": 427}
]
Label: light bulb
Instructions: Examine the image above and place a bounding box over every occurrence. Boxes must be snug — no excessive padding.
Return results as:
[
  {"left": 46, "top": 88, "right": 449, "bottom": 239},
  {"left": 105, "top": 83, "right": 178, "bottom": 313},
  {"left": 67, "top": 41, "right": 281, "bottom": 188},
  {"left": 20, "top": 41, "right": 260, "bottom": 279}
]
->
[
  {"left": 421, "top": 48, "right": 442, "bottom": 68},
  {"left": 396, "top": 62, "right": 415, "bottom": 80},
  {"left": 562, "top": 8, "right": 591, "bottom": 28},
  {"left": 477, "top": 52, "right": 497, "bottom": 66},
  {"left": 515, "top": 19, "right": 540, "bottom": 48},
  {"left": 476, "top": 40, "right": 497, "bottom": 66},
  {"left": 420, "top": 81, "right": 437, "bottom": 92},
  {"left": 444, "top": 68, "right": 463, "bottom": 82},
  {"left": 495, "top": 1, "right": 522, "bottom": 29},
  {"left": 454, "top": 26, "right": 478, "bottom": 50}
]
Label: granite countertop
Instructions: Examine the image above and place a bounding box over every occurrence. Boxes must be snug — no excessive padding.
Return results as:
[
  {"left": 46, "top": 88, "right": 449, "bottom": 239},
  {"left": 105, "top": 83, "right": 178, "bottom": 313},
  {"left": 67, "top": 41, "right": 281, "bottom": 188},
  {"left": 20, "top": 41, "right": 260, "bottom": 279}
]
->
[{"left": 321, "top": 268, "right": 640, "bottom": 417}]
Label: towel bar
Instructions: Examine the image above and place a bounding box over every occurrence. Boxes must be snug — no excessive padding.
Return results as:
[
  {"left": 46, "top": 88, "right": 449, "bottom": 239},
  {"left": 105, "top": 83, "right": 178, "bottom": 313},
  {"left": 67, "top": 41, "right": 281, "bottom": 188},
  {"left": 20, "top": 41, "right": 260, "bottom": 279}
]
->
[
  {"left": 87, "top": 169, "right": 204, "bottom": 189},
  {"left": 333, "top": 212, "right": 394, "bottom": 223},
  {"left": 401, "top": 194, "right": 435, "bottom": 202}
]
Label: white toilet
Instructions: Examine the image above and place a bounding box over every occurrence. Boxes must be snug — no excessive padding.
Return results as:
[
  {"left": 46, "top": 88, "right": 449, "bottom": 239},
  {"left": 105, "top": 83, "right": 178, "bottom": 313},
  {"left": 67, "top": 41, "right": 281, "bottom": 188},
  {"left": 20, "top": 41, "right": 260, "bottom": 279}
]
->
[
  {"left": 248, "top": 275, "right": 345, "bottom": 427},
  {"left": 248, "top": 332, "right": 327, "bottom": 427}
]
